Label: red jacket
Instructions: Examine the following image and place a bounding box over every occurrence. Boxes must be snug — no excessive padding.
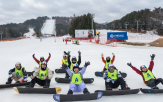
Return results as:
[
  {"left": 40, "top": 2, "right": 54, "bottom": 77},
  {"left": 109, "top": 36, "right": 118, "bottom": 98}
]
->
[
  {"left": 131, "top": 60, "right": 156, "bottom": 83},
  {"left": 33, "top": 55, "right": 51, "bottom": 64}
]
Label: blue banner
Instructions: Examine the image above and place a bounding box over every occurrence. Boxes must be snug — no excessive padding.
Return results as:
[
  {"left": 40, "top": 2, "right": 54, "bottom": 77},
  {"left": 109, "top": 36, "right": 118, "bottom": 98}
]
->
[{"left": 107, "top": 32, "right": 128, "bottom": 40}]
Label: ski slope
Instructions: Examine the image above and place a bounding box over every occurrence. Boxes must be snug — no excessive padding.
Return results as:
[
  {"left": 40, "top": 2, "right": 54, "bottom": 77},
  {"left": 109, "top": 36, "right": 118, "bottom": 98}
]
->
[
  {"left": 0, "top": 33, "right": 163, "bottom": 102},
  {"left": 41, "top": 19, "right": 56, "bottom": 35}
]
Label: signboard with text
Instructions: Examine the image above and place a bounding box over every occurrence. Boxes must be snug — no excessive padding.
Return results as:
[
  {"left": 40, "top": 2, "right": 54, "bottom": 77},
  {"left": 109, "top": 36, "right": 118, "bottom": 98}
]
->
[{"left": 107, "top": 32, "right": 128, "bottom": 40}]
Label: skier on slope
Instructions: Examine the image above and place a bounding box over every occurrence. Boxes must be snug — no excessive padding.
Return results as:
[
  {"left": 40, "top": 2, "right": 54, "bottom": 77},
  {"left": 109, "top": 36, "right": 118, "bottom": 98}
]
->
[
  {"left": 127, "top": 54, "right": 163, "bottom": 89},
  {"left": 6, "top": 62, "right": 28, "bottom": 84},
  {"left": 101, "top": 53, "right": 115, "bottom": 72},
  {"left": 26, "top": 61, "right": 53, "bottom": 88},
  {"left": 33, "top": 53, "right": 51, "bottom": 68},
  {"left": 103, "top": 64, "right": 130, "bottom": 90},
  {"left": 62, "top": 61, "right": 90, "bottom": 94},
  {"left": 64, "top": 51, "right": 81, "bottom": 78}
]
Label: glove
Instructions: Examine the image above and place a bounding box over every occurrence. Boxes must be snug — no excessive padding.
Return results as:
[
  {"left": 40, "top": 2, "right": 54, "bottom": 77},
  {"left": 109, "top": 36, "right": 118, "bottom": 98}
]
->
[
  {"left": 62, "top": 64, "right": 68, "bottom": 69},
  {"left": 49, "top": 53, "right": 51, "bottom": 56},
  {"left": 78, "top": 51, "right": 81, "bottom": 56},
  {"left": 9, "top": 72, "right": 13, "bottom": 78},
  {"left": 127, "top": 62, "right": 133, "bottom": 68},
  {"left": 31, "top": 75, "right": 34, "bottom": 79},
  {"left": 33, "top": 54, "right": 35, "bottom": 57},
  {"left": 106, "top": 78, "right": 111, "bottom": 82},
  {"left": 23, "top": 76, "right": 28, "bottom": 82},
  {"left": 84, "top": 61, "right": 90, "bottom": 67},
  {"left": 150, "top": 54, "right": 155, "bottom": 60},
  {"left": 44, "top": 75, "right": 48, "bottom": 79}
]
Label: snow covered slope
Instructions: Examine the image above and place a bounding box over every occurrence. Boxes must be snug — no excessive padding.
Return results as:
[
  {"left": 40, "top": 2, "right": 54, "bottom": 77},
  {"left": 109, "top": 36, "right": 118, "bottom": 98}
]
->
[
  {"left": 0, "top": 34, "right": 163, "bottom": 102},
  {"left": 41, "top": 19, "right": 56, "bottom": 35}
]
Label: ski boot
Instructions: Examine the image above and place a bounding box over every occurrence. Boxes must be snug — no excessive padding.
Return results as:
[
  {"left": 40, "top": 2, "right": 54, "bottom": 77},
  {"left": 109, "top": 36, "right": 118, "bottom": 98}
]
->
[
  {"left": 26, "top": 83, "right": 34, "bottom": 88},
  {"left": 43, "top": 79, "right": 50, "bottom": 88},
  {"left": 6, "top": 78, "right": 12, "bottom": 84},
  {"left": 151, "top": 86, "right": 159, "bottom": 89},
  {"left": 106, "top": 85, "right": 112, "bottom": 90},
  {"left": 15, "top": 81, "right": 20, "bottom": 84},
  {"left": 83, "top": 88, "right": 90, "bottom": 94},
  {"left": 67, "top": 90, "right": 73, "bottom": 95},
  {"left": 121, "top": 84, "right": 130, "bottom": 90}
]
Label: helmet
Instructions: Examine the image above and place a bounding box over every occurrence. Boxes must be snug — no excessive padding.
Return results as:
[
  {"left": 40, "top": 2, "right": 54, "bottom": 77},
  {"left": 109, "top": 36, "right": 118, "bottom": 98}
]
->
[
  {"left": 106, "top": 56, "right": 110, "bottom": 60},
  {"left": 72, "top": 56, "right": 77, "bottom": 62},
  {"left": 63, "top": 54, "right": 67, "bottom": 58},
  {"left": 73, "top": 64, "right": 79, "bottom": 72},
  {"left": 15, "top": 62, "right": 21, "bottom": 67},
  {"left": 108, "top": 64, "right": 115, "bottom": 69},
  {"left": 41, "top": 61, "right": 47, "bottom": 70},
  {"left": 40, "top": 56, "right": 44, "bottom": 59},
  {"left": 140, "top": 65, "right": 146, "bottom": 71},
  {"left": 41, "top": 61, "right": 47, "bottom": 65}
]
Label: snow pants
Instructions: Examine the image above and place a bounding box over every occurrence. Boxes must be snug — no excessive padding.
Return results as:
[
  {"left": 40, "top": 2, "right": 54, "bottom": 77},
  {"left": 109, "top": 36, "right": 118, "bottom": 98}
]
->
[
  {"left": 30, "top": 77, "right": 51, "bottom": 87},
  {"left": 69, "top": 82, "right": 87, "bottom": 92},
  {"left": 11, "top": 72, "right": 23, "bottom": 82},
  {"left": 146, "top": 78, "right": 163, "bottom": 87},
  {"left": 105, "top": 77, "right": 126, "bottom": 89}
]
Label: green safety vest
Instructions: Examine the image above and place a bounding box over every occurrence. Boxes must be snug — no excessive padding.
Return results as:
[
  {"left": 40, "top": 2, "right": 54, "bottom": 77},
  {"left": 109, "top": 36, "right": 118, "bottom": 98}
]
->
[
  {"left": 15, "top": 67, "right": 25, "bottom": 76},
  {"left": 39, "top": 61, "right": 42, "bottom": 67},
  {"left": 38, "top": 68, "right": 48, "bottom": 80},
  {"left": 70, "top": 62, "right": 78, "bottom": 71},
  {"left": 107, "top": 69, "right": 118, "bottom": 80},
  {"left": 71, "top": 72, "right": 82, "bottom": 85},
  {"left": 142, "top": 70, "right": 155, "bottom": 81},
  {"left": 62, "top": 59, "right": 69, "bottom": 66},
  {"left": 105, "top": 60, "right": 112, "bottom": 70}
]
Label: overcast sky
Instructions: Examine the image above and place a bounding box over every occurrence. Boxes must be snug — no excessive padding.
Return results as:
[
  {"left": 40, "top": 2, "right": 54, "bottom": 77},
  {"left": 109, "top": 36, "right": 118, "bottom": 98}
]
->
[{"left": 0, "top": 0, "right": 163, "bottom": 25}]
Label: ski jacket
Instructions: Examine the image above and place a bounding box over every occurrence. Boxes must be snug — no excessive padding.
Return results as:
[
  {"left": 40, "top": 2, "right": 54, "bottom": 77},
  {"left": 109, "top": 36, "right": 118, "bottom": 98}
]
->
[
  {"left": 33, "top": 55, "right": 51, "bottom": 65},
  {"left": 66, "top": 66, "right": 86, "bottom": 80},
  {"left": 131, "top": 60, "right": 156, "bottom": 83},
  {"left": 103, "top": 69, "right": 125, "bottom": 83},
  {"left": 67, "top": 54, "right": 81, "bottom": 68},
  {"left": 33, "top": 68, "right": 53, "bottom": 80},
  {"left": 9, "top": 67, "right": 27, "bottom": 76},
  {"left": 102, "top": 55, "right": 115, "bottom": 71}
]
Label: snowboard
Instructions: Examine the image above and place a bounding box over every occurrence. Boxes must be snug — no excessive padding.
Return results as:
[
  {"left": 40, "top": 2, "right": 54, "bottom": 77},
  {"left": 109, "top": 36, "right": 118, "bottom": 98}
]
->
[
  {"left": 95, "top": 71, "right": 127, "bottom": 78},
  {"left": 13, "top": 87, "right": 61, "bottom": 94},
  {"left": 140, "top": 88, "right": 163, "bottom": 93},
  {"left": 53, "top": 92, "right": 103, "bottom": 102},
  {"left": 55, "top": 67, "right": 82, "bottom": 73},
  {"left": 95, "top": 89, "right": 140, "bottom": 96},
  {"left": 55, "top": 77, "right": 94, "bottom": 84},
  {"left": 0, "top": 82, "right": 30, "bottom": 89}
]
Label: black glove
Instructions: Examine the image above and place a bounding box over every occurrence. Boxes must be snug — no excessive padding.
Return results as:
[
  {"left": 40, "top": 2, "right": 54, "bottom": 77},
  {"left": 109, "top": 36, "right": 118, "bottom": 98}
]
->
[
  {"left": 150, "top": 54, "right": 155, "bottom": 60},
  {"left": 62, "top": 64, "right": 68, "bottom": 69},
  {"left": 33, "top": 54, "right": 35, "bottom": 57},
  {"left": 49, "top": 53, "right": 51, "bottom": 56},
  {"left": 78, "top": 51, "right": 81, "bottom": 56},
  {"left": 127, "top": 62, "right": 133, "bottom": 68},
  {"left": 84, "top": 61, "right": 90, "bottom": 67}
]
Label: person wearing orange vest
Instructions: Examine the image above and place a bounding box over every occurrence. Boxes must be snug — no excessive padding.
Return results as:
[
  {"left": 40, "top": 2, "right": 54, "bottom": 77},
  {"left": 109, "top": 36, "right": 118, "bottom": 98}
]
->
[
  {"left": 127, "top": 54, "right": 163, "bottom": 89},
  {"left": 101, "top": 53, "right": 115, "bottom": 72}
]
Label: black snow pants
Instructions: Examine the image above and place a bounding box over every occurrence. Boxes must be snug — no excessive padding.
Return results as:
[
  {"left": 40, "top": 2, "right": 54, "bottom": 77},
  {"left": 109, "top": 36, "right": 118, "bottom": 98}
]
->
[
  {"left": 30, "top": 77, "right": 51, "bottom": 87},
  {"left": 105, "top": 77, "right": 126, "bottom": 89},
  {"left": 146, "top": 78, "right": 163, "bottom": 87}
]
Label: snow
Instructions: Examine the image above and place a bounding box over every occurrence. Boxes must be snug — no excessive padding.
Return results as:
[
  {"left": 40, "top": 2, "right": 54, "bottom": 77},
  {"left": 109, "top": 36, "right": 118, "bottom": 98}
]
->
[
  {"left": 0, "top": 29, "right": 163, "bottom": 102},
  {"left": 41, "top": 19, "right": 56, "bottom": 35}
]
